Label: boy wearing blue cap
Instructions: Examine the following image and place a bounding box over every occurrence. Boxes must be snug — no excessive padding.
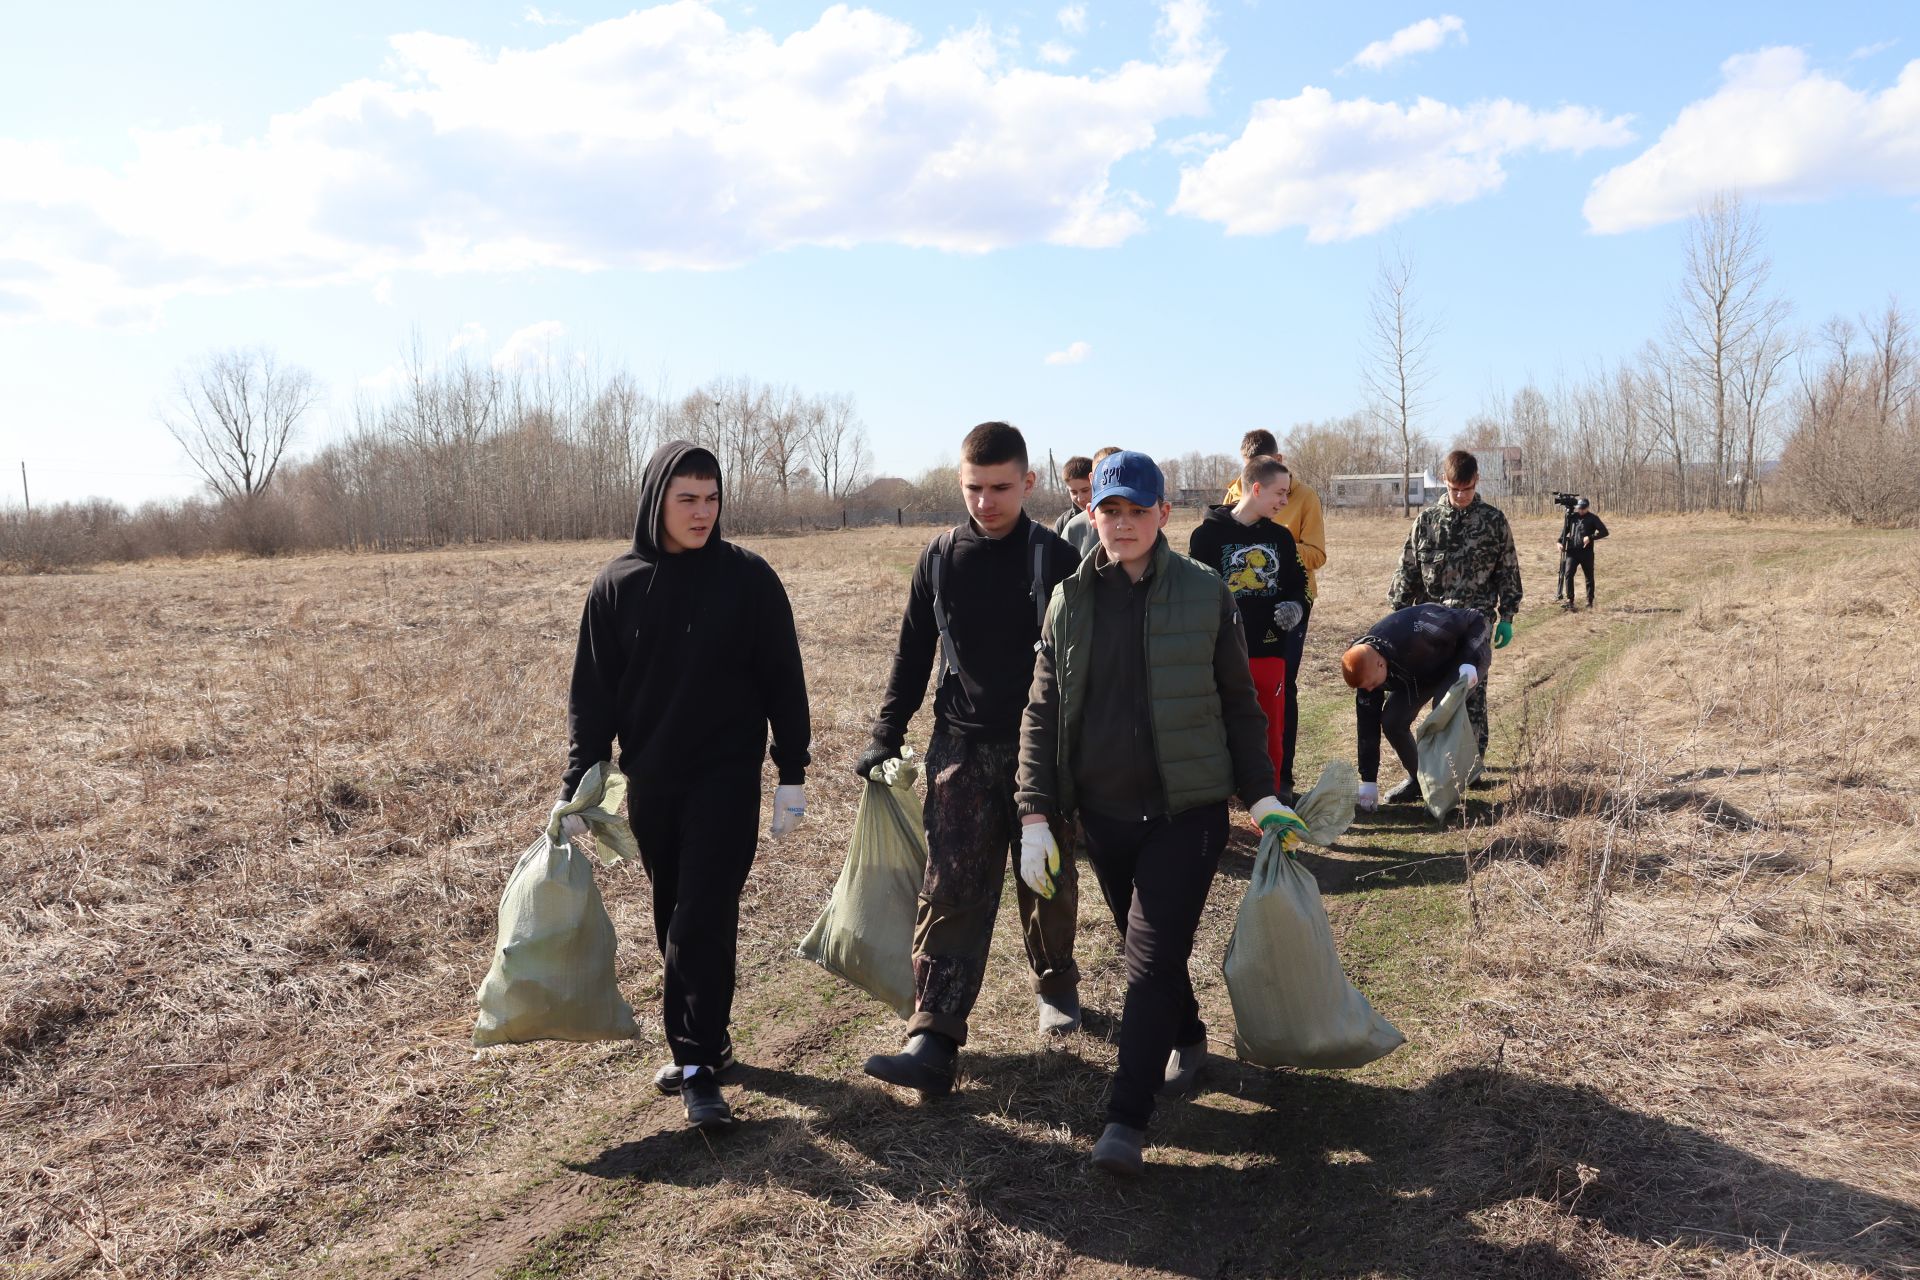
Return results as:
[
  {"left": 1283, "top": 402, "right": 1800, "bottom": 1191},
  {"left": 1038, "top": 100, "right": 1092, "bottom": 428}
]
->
[{"left": 1015, "top": 450, "right": 1307, "bottom": 1177}]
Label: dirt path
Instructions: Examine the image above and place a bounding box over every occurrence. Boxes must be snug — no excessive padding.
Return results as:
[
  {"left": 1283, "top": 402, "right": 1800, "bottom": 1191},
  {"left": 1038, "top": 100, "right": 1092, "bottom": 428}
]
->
[{"left": 270, "top": 520, "right": 1915, "bottom": 1279}]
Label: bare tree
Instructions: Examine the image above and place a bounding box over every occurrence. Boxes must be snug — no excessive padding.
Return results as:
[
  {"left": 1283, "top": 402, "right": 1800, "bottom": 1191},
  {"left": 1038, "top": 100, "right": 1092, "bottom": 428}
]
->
[
  {"left": 1668, "top": 192, "right": 1788, "bottom": 508},
  {"left": 1362, "top": 245, "right": 1440, "bottom": 517},
  {"left": 805, "top": 393, "right": 871, "bottom": 500},
  {"left": 161, "top": 348, "right": 318, "bottom": 506}
]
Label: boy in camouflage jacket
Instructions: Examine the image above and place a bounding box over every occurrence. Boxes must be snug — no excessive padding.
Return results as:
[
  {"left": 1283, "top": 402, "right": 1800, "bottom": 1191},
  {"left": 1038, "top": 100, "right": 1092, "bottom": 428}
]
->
[{"left": 1387, "top": 449, "right": 1522, "bottom": 761}]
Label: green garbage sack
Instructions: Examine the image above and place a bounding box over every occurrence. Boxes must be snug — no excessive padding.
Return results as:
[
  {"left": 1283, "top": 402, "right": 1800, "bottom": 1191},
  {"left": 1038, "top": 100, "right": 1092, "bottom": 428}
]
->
[
  {"left": 1415, "top": 674, "right": 1481, "bottom": 820},
  {"left": 1222, "top": 828, "right": 1405, "bottom": 1070},
  {"left": 797, "top": 753, "right": 926, "bottom": 1019},
  {"left": 473, "top": 762, "right": 639, "bottom": 1047},
  {"left": 1292, "top": 758, "right": 1358, "bottom": 848}
]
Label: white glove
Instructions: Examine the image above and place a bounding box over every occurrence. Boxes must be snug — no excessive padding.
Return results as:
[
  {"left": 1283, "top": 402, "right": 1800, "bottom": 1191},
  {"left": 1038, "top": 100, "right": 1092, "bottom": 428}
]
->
[
  {"left": 1458, "top": 664, "right": 1479, "bottom": 690},
  {"left": 1019, "top": 820, "right": 1062, "bottom": 899},
  {"left": 770, "top": 784, "right": 806, "bottom": 837},
  {"left": 1357, "top": 781, "right": 1378, "bottom": 812},
  {"left": 550, "top": 801, "right": 591, "bottom": 843}
]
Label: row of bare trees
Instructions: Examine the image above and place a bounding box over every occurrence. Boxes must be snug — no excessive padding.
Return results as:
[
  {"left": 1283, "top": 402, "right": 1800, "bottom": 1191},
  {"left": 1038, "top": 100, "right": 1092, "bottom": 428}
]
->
[
  {"left": 287, "top": 353, "right": 873, "bottom": 552},
  {"left": 1346, "top": 194, "right": 1916, "bottom": 522},
  {"left": 2, "top": 349, "right": 877, "bottom": 567}
]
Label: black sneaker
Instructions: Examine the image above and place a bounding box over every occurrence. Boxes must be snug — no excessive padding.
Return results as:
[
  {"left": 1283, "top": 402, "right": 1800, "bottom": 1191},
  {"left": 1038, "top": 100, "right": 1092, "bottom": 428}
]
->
[
  {"left": 1383, "top": 778, "right": 1421, "bottom": 805},
  {"left": 654, "top": 1040, "right": 736, "bottom": 1095},
  {"left": 862, "top": 1032, "right": 957, "bottom": 1096},
  {"left": 681, "top": 1069, "right": 734, "bottom": 1130}
]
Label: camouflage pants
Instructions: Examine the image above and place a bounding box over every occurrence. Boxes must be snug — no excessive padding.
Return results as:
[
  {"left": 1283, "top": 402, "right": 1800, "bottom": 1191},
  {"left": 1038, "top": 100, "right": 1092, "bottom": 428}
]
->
[{"left": 907, "top": 734, "right": 1080, "bottom": 1046}]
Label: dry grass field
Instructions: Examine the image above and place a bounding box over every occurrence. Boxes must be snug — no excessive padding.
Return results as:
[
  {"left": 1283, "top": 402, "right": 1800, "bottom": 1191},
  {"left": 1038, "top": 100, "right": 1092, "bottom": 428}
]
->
[{"left": 2, "top": 511, "right": 1916, "bottom": 1278}]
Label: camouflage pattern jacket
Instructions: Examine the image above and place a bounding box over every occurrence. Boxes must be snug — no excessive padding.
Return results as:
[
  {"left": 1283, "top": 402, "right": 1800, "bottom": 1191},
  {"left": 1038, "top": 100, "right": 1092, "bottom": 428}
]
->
[{"left": 1388, "top": 495, "right": 1523, "bottom": 623}]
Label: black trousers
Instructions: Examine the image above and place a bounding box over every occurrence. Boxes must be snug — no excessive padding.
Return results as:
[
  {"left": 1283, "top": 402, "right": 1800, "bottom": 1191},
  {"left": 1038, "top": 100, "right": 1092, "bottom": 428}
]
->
[
  {"left": 1080, "top": 802, "right": 1228, "bottom": 1131},
  {"left": 627, "top": 772, "right": 761, "bottom": 1069},
  {"left": 1356, "top": 685, "right": 1423, "bottom": 785},
  {"left": 1277, "top": 601, "right": 1312, "bottom": 792},
  {"left": 1560, "top": 549, "right": 1595, "bottom": 604}
]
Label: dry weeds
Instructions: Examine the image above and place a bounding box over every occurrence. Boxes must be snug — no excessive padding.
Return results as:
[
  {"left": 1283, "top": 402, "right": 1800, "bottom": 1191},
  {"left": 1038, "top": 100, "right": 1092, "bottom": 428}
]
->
[{"left": 2, "top": 514, "right": 1915, "bottom": 1278}]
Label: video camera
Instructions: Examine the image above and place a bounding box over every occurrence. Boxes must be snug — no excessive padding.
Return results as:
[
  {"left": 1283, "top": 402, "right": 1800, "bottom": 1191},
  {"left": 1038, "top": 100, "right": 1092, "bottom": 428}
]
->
[{"left": 1551, "top": 491, "right": 1582, "bottom": 512}]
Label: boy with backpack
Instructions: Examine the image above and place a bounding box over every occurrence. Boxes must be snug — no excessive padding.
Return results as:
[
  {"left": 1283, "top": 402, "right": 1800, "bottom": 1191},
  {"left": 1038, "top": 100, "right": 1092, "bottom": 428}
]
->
[
  {"left": 560, "top": 441, "right": 812, "bottom": 1130},
  {"left": 855, "top": 422, "right": 1083, "bottom": 1096},
  {"left": 1015, "top": 450, "right": 1307, "bottom": 1176},
  {"left": 1187, "top": 455, "right": 1313, "bottom": 796}
]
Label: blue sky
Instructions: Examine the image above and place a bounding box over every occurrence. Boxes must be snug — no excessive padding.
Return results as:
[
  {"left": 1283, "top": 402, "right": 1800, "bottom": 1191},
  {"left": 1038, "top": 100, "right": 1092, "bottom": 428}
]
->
[{"left": 1, "top": 1, "right": 1914, "bottom": 507}]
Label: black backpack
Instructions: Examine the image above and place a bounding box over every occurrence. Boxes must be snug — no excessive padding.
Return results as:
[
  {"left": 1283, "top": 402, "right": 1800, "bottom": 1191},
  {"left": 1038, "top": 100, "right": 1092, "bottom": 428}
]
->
[{"left": 928, "top": 521, "right": 1052, "bottom": 687}]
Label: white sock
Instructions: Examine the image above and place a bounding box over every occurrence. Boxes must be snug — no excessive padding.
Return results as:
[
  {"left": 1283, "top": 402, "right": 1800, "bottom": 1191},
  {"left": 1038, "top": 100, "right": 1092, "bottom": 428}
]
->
[{"left": 681, "top": 1064, "right": 705, "bottom": 1080}]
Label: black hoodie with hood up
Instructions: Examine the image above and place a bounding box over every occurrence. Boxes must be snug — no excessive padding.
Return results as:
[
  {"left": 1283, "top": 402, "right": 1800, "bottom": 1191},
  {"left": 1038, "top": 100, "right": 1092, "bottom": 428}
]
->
[{"left": 561, "top": 441, "right": 811, "bottom": 799}]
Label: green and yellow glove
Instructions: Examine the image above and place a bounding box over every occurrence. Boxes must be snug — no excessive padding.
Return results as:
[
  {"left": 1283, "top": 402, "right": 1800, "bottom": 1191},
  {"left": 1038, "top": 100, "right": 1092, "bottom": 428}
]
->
[{"left": 1250, "top": 795, "right": 1310, "bottom": 851}]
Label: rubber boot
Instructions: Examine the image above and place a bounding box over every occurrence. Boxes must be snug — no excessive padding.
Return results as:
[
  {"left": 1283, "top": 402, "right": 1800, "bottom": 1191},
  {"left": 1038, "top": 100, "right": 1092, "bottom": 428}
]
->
[{"left": 862, "top": 1032, "right": 957, "bottom": 1096}]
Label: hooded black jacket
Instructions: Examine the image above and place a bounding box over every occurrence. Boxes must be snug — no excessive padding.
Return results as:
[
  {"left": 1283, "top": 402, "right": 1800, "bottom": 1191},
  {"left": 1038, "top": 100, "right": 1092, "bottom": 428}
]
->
[{"left": 562, "top": 441, "right": 811, "bottom": 798}]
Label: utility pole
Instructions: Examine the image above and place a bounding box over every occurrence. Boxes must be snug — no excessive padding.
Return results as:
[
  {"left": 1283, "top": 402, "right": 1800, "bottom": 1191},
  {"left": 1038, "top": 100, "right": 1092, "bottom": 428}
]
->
[{"left": 18, "top": 461, "right": 27, "bottom": 517}]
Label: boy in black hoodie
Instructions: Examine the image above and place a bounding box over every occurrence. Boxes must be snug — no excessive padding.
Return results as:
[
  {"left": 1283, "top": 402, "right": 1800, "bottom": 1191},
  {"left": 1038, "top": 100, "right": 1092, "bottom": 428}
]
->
[
  {"left": 1187, "top": 456, "right": 1313, "bottom": 802},
  {"left": 855, "top": 422, "right": 1082, "bottom": 1096},
  {"left": 562, "top": 441, "right": 811, "bottom": 1130}
]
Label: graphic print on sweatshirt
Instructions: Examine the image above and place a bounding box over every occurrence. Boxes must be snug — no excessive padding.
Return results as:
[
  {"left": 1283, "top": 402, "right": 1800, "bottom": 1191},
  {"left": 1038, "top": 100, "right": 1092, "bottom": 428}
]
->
[{"left": 1222, "top": 543, "right": 1285, "bottom": 645}]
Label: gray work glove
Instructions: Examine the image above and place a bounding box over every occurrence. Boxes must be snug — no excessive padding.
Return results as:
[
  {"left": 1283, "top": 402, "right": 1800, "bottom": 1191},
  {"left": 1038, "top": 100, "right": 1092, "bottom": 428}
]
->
[{"left": 1271, "top": 600, "right": 1304, "bottom": 633}]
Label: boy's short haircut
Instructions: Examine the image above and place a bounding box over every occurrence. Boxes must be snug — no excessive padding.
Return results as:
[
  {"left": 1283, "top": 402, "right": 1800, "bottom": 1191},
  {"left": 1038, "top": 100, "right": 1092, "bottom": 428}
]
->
[
  {"left": 1240, "top": 429, "right": 1279, "bottom": 459},
  {"left": 1442, "top": 449, "right": 1479, "bottom": 484},
  {"left": 669, "top": 447, "right": 722, "bottom": 482},
  {"left": 961, "top": 422, "right": 1028, "bottom": 471},
  {"left": 1091, "top": 446, "right": 1123, "bottom": 463},
  {"left": 1242, "top": 455, "right": 1290, "bottom": 489},
  {"left": 1062, "top": 455, "right": 1094, "bottom": 481},
  {"left": 1340, "top": 644, "right": 1375, "bottom": 689}
]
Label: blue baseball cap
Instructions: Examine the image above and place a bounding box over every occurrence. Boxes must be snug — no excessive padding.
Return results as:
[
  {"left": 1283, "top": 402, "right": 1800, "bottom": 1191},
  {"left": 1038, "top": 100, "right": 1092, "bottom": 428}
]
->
[{"left": 1089, "top": 450, "right": 1164, "bottom": 509}]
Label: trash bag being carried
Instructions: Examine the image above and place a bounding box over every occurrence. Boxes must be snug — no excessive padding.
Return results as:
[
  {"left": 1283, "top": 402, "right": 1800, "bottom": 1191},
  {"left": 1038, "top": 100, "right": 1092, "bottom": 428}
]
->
[
  {"left": 1222, "top": 827, "right": 1405, "bottom": 1070},
  {"left": 1292, "top": 758, "right": 1359, "bottom": 848},
  {"left": 473, "top": 762, "right": 639, "bottom": 1047},
  {"left": 1415, "top": 673, "right": 1481, "bottom": 820},
  {"left": 797, "top": 753, "right": 927, "bottom": 1019}
]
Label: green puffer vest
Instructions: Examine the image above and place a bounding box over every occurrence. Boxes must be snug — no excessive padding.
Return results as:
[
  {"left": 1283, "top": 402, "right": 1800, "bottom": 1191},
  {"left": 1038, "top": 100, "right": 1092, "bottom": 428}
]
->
[{"left": 1048, "top": 536, "right": 1234, "bottom": 818}]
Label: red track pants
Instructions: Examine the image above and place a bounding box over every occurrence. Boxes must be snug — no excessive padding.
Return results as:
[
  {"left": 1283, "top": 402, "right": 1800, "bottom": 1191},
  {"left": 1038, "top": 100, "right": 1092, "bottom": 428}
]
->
[{"left": 1249, "top": 656, "right": 1288, "bottom": 790}]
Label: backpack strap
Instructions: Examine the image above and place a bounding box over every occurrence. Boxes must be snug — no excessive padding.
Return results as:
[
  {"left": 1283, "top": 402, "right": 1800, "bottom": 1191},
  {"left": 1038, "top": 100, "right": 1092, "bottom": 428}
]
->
[
  {"left": 928, "top": 528, "right": 961, "bottom": 687},
  {"left": 1027, "top": 520, "right": 1049, "bottom": 649}
]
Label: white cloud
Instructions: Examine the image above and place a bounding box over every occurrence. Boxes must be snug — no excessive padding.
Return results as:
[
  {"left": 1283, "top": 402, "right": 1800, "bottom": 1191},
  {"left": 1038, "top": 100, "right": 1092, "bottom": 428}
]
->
[
  {"left": 448, "top": 321, "right": 488, "bottom": 353},
  {"left": 1163, "top": 130, "right": 1227, "bottom": 156},
  {"left": 492, "top": 320, "right": 568, "bottom": 370},
  {"left": 1172, "top": 88, "right": 1633, "bottom": 241},
  {"left": 1058, "top": 4, "right": 1088, "bottom": 36},
  {"left": 359, "top": 364, "right": 406, "bottom": 391},
  {"left": 0, "top": 1, "right": 1220, "bottom": 325},
  {"left": 1038, "top": 40, "right": 1075, "bottom": 66},
  {"left": 523, "top": 7, "right": 578, "bottom": 27},
  {"left": 1045, "top": 340, "right": 1092, "bottom": 364},
  {"left": 1585, "top": 49, "right": 1920, "bottom": 233},
  {"left": 1346, "top": 14, "right": 1465, "bottom": 72},
  {"left": 1850, "top": 39, "right": 1897, "bottom": 61}
]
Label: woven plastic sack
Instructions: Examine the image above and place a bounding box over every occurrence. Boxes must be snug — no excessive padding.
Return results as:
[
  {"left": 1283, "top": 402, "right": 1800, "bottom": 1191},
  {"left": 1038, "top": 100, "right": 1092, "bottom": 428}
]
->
[
  {"left": 473, "top": 762, "right": 639, "bottom": 1047},
  {"left": 797, "top": 753, "right": 927, "bottom": 1019},
  {"left": 1415, "top": 674, "right": 1481, "bottom": 820},
  {"left": 1222, "top": 828, "right": 1406, "bottom": 1069},
  {"left": 1292, "top": 758, "right": 1358, "bottom": 848}
]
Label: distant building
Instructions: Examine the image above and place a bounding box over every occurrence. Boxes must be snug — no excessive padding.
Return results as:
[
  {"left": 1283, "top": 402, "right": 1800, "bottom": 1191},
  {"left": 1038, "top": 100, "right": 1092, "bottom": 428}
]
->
[
  {"left": 1329, "top": 471, "right": 1438, "bottom": 508},
  {"left": 1477, "top": 446, "right": 1524, "bottom": 497},
  {"left": 850, "top": 476, "right": 914, "bottom": 506}
]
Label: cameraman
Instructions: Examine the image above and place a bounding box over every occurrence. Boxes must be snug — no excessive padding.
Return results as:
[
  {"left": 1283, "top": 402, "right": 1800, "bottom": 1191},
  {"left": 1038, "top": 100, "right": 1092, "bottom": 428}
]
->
[{"left": 1557, "top": 497, "right": 1608, "bottom": 610}]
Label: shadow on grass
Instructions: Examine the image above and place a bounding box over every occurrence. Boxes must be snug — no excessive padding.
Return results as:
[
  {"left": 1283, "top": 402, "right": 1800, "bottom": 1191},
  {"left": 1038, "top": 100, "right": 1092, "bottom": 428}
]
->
[{"left": 570, "top": 1053, "right": 1918, "bottom": 1278}]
